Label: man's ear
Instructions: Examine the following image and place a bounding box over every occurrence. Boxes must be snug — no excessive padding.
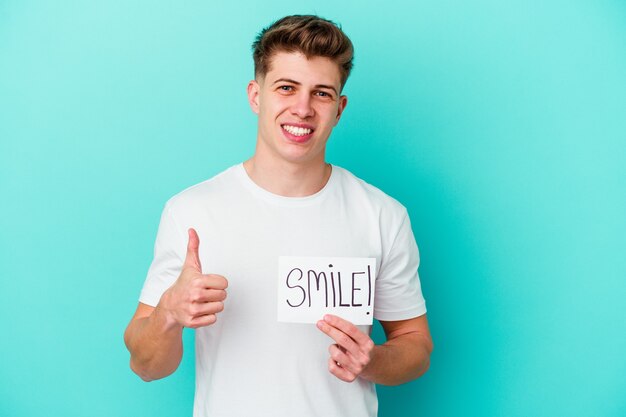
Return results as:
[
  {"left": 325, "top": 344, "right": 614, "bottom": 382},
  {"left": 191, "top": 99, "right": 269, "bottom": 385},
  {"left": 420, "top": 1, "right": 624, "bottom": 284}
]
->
[
  {"left": 247, "top": 80, "right": 261, "bottom": 114},
  {"left": 334, "top": 95, "right": 348, "bottom": 126}
]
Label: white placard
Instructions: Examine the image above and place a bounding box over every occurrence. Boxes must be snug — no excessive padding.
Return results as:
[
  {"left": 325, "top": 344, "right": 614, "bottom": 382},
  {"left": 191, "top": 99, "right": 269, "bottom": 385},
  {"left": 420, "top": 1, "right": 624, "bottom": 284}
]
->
[{"left": 277, "top": 256, "right": 376, "bottom": 325}]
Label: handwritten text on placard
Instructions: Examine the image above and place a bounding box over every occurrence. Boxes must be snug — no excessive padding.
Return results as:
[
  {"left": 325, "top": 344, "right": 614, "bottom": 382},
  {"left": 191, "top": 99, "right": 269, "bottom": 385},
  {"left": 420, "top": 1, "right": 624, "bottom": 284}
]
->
[{"left": 277, "top": 256, "right": 377, "bottom": 325}]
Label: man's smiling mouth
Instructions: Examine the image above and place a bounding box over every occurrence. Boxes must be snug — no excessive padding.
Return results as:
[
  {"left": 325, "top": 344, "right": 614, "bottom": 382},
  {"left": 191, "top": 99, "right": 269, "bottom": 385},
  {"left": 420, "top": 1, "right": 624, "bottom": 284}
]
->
[{"left": 282, "top": 124, "right": 314, "bottom": 137}]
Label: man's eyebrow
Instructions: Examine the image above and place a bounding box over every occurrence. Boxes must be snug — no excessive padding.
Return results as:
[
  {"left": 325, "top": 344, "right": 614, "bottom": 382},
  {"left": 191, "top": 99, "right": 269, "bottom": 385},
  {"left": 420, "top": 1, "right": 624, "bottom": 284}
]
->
[
  {"left": 272, "top": 78, "right": 338, "bottom": 95},
  {"left": 314, "top": 84, "right": 338, "bottom": 95},
  {"left": 272, "top": 78, "right": 301, "bottom": 86}
]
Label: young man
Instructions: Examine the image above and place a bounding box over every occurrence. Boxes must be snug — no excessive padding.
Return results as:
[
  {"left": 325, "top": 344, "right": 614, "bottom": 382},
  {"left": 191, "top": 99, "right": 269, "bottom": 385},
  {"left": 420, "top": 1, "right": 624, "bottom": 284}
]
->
[{"left": 125, "top": 15, "right": 433, "bottom": 417}]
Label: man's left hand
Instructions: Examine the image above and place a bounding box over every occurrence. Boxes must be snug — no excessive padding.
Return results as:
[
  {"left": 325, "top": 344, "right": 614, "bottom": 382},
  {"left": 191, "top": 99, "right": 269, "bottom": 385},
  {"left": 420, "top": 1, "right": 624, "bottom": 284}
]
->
[{"left": 317, "top": 314, "right": 375, "bottom": 382}]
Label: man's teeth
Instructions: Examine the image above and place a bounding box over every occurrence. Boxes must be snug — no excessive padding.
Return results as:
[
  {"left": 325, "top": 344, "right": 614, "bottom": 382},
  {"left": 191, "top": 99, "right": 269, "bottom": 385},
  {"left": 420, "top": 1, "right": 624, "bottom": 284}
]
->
[{"left": 283, "top": 125, "right": 312, "bottom": 136}]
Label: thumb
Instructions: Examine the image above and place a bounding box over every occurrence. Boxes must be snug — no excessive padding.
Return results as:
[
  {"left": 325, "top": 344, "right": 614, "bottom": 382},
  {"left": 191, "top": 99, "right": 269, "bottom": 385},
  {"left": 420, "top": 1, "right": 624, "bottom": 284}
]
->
[{"left": 183, "top": 228, "right": 202, "bottom": 272}]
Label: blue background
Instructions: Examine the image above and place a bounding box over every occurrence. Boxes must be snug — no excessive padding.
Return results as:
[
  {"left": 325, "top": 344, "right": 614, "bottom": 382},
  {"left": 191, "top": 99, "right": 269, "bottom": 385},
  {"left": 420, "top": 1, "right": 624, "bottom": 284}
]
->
[{"left": 1, "top": 1, "right": 625, "bottom": 416}]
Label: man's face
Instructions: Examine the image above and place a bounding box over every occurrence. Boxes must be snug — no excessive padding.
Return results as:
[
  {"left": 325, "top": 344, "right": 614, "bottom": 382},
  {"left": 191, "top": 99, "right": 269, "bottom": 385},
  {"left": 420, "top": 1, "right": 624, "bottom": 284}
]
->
[{"left": 247, "top": 51, "right": 347, "bottom": 167}]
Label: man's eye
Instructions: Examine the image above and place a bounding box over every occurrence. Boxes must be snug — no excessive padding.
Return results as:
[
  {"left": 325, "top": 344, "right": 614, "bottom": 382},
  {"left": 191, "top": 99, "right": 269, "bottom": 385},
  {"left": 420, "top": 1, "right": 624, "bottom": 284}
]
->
[
  {"left": 316, "top": 91, "right": 332, "bottom": 98},
  {"left": 279, "top": 86, "right": 293, "bottom": 91}
]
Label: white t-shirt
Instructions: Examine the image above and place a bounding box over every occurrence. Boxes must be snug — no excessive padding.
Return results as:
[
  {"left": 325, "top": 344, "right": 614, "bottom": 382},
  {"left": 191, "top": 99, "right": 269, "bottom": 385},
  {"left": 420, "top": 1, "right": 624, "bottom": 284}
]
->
[{"left": 139, "top": 164, "right": 427, "bottom": 417}]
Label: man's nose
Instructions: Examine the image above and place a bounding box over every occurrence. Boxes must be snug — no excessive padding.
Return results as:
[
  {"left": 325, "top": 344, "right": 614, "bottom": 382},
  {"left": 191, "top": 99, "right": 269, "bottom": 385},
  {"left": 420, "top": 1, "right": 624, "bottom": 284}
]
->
[{"left": 290, "top": 93, "right": 315, "bottom": 119}]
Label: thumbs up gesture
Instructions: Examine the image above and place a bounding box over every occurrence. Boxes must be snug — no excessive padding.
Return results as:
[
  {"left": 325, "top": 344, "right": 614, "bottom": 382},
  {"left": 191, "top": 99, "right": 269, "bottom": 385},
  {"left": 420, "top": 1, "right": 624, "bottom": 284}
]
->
[{"left": 160, "top": 228, "right": 228, "bottom": 328}]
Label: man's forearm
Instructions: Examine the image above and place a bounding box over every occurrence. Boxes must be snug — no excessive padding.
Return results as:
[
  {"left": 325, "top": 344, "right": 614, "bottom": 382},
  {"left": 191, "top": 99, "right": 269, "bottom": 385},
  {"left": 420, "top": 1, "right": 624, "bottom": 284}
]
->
[
  {"left": 124, "top": 305, "right": 184, "bottom": 382},
  {"left": 360, "top": 332, "right": 433, "bottom": 386}
]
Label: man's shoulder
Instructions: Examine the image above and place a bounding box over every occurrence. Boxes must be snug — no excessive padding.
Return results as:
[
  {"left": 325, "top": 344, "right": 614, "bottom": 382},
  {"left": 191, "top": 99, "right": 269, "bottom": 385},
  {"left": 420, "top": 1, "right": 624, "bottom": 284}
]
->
[
  {"left": 164, "top": 164, "right": 241, "bottom": 211},
  {"left": 333, "top": 165, "right": 407, "bottom": 216}
]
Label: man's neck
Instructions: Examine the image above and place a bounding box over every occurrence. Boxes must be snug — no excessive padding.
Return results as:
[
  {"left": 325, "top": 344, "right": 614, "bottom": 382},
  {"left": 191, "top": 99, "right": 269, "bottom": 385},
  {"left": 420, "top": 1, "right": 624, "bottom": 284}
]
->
[{"left": 243, "top": 157, "right": 332, "bottom": 197}]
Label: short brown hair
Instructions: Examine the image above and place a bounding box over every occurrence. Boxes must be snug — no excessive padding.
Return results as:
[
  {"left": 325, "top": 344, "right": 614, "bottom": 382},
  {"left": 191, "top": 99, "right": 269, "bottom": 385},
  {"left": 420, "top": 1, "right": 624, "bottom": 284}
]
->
[{"left": 252, "top": 15, "right": 354, "bottom": 90}]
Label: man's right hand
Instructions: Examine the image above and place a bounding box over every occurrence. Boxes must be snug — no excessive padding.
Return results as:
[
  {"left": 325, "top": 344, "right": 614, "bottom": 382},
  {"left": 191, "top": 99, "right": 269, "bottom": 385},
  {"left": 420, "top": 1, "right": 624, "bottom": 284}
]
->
[{"left": 159, "top": 228, "right": 228, "bottom": 329}]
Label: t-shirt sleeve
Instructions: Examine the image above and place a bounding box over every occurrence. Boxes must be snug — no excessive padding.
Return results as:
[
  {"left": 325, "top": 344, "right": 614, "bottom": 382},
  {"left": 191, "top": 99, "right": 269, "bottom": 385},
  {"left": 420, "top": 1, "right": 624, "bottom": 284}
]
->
[
  {"left": 373, "top": 210, "right": 427, "bottom": 321},
  {"left": 139, "top": 202, "right": 186, "bottom": 307}
]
